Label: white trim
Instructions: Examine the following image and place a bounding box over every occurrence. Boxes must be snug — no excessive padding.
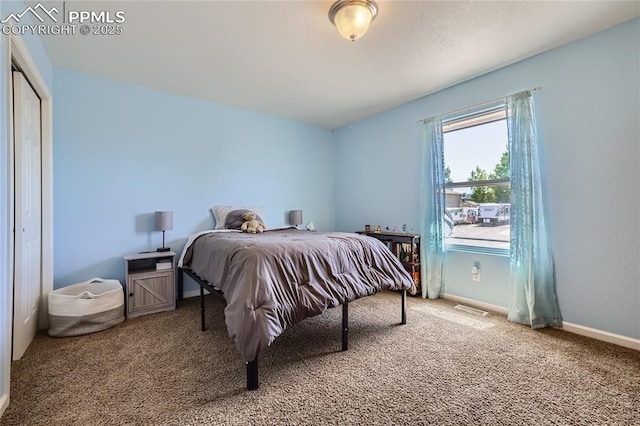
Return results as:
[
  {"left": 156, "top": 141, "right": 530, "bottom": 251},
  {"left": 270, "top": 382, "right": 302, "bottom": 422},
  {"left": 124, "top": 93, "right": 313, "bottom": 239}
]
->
[
  {"left": 444, "top": 293, "right": 639, "bottom": 351},
  {"left": 443, "top": 109, "right": 506, "bottom": 133},
  {"left": 0, "top": 393, "right": 8, "bottom": 417},
  {"left": 0, "top": 31, "right": 12, "bottom": 420},
  {"left": 561, "top": 321, "right": 640, "bottom": 352},
  {"left": 9, "top": 34, "right": 53, "bottom": 330}
]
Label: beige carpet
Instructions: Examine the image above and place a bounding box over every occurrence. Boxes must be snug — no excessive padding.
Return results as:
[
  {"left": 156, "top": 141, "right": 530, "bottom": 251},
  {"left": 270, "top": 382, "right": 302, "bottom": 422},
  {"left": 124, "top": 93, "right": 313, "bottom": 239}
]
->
[{"left": 2, "top": 291, "right": 638, "bottom": 425}]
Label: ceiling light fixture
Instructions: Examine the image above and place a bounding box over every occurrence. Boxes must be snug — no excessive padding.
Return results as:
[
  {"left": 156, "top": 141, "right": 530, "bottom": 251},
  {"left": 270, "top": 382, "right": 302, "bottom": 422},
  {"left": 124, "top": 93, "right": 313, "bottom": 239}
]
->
[{"left": 328, "top": 0, "right": 378, "bottom": 42}]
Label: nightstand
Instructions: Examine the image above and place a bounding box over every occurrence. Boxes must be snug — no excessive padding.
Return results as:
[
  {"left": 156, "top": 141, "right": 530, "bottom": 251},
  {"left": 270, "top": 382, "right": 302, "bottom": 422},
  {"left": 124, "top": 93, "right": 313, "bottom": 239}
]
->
[{"left": 123, "top": 251, "right": 176, "bottom": 318}]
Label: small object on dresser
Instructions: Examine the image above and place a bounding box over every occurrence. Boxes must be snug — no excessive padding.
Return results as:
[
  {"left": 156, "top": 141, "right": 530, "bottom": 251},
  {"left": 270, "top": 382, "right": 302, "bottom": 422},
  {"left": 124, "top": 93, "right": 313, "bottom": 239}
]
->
[
  {"left": 364, "top": 224, "right": 371, "bottom": 232},
  {"left": 156, "top": 260, "right": 172, "bottom": 270}
]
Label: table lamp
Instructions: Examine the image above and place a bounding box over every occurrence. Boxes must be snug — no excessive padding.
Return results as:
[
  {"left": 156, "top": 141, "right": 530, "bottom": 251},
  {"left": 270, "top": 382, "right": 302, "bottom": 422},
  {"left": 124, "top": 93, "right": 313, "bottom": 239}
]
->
[
  {"left": 289, "top": 210, "right": 303, "bottom": 229},
  {"left": 155, "top": 211, "right": 173, "bottom": 252}
]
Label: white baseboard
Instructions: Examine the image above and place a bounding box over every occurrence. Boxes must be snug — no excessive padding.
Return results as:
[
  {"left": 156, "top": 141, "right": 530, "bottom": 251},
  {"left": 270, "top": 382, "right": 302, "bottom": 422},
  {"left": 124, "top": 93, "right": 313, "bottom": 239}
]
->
[
  {"left": 0, "top": 392, "right": 8, "bottom": 418},
  {"left": 561, "top": 321, "right": 640, "bottom": 351},
  {"left": 443, "top": 293, "right": 639, "bottom": 351}
]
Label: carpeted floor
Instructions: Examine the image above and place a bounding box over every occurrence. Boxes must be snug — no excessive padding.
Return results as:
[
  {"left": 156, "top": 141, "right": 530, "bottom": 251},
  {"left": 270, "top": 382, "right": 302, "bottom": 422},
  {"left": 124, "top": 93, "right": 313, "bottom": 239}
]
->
[{"left": 2, "top": 291, "right": 639, "bottom": 425}]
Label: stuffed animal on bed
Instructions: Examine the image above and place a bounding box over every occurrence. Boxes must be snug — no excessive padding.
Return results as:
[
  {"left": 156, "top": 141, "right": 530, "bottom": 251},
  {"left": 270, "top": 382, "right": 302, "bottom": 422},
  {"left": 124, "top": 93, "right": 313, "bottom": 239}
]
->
[{"left": 240, "top": 211, "right": 266, "bottom": 234}]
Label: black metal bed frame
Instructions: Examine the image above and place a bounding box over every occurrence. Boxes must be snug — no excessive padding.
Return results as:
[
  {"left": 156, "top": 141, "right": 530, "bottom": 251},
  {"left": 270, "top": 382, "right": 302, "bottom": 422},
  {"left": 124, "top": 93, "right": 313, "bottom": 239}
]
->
[{"left": 178, "top": 266, "right": 407, "bottom": 390}]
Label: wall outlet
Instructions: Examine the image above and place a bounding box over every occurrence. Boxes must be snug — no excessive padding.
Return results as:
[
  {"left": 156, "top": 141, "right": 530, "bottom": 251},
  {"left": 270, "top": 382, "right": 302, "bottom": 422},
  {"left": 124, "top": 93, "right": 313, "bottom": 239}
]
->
[{"left": 472, "top": 262, "right": 480, "bottom": 282}]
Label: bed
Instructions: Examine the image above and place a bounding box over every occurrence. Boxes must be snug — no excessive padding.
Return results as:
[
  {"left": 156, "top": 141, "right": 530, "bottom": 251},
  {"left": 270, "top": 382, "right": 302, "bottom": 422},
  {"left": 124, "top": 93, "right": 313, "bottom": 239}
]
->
[{"left": 178, "top": 225, "right": 416, "bottom": 389}]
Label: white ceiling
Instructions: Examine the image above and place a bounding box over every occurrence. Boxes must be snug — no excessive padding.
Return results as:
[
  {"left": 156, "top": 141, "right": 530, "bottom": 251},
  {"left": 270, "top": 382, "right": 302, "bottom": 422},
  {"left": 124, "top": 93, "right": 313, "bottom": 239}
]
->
[{"left": 28, "top": 0, "right": 640, "bottom": 128}]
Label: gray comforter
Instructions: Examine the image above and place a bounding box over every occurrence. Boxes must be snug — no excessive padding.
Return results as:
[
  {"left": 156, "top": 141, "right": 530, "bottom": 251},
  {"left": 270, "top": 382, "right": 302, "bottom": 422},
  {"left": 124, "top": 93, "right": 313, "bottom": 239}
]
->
[{"left": 184, "top": 229, "right": 416, "bottom": 362}]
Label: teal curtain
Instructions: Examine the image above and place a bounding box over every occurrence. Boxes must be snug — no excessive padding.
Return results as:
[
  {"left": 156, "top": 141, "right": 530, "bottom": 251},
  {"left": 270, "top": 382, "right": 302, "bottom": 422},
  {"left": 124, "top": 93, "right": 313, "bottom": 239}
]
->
[
  {"left": 420, "top": 117, "right": 445, "bottom": 299},
  {"left": 507, "top": 91, "right": 562, "bottom": 328}
]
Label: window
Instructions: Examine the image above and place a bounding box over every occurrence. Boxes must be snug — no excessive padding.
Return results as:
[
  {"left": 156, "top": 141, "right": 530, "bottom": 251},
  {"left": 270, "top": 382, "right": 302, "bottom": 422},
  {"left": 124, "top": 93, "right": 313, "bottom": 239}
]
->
[{"left": 442, "top": 102, "right": 510, "bottom": 253}]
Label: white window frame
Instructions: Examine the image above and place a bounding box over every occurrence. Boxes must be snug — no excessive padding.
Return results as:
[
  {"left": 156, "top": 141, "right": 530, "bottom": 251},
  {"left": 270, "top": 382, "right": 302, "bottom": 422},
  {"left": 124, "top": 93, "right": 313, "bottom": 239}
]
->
[{"left": 442, "top": 101, "right": 510, "bottom": 256}]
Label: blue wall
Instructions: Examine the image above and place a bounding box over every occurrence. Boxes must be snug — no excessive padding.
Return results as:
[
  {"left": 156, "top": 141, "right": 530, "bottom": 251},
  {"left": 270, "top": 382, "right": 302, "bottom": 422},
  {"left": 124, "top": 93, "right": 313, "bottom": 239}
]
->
[
  {"left": 334, "top": 18, "right": 640, "bottom": 340},
  {"left": 53, "top": 69, "right": 335, "bottom": 293}
]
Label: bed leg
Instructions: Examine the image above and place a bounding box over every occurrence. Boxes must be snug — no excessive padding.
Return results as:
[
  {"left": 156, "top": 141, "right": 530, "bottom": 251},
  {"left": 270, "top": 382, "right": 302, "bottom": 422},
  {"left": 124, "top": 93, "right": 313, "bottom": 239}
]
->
[
  {"left": 200, "top": 284, "right": 206, "bottom": 332},
  {"left": 401, "top": 289, "right": 407, "bottom": 325},
  {"left": 246, "top": 358, "right": 259, "bottom": 390},
  {"left": 342, "top": 302, "right": 349, "bottom": 351},
  {"left": 178, "top": 267, "right": 183, "bottom": 300}
]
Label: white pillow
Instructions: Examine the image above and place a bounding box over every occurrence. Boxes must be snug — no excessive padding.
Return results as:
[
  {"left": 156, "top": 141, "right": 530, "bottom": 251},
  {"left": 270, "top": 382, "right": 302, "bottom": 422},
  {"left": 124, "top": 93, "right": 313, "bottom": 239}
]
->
[{"left": 211, "top": 205, "right": 266, "bottom": 230}]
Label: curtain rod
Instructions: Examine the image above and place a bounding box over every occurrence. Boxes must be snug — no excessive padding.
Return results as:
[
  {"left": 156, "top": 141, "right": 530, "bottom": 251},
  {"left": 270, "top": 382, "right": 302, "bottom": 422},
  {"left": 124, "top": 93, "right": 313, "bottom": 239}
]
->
[{"left": 417, "top": 86, "right": 542, "bottom": 124}]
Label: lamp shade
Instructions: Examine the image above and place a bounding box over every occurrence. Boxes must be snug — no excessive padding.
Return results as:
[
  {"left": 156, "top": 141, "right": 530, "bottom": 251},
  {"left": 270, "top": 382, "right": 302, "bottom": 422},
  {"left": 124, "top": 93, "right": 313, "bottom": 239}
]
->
[
  {"left": 329, "top": 0, "right": 378, "bottom": 41},
  {"left": 154, "top": 211, "right": 173, "bottom": 231},
  {"left": 289, "top": 210, "right": 303, "bottom": 226}
]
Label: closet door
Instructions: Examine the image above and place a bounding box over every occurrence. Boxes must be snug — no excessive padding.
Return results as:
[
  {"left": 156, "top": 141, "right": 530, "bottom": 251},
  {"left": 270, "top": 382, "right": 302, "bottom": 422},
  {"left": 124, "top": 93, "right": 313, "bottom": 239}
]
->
[{"left": 12, "top": 71, "right": 42, "bottom": 361}]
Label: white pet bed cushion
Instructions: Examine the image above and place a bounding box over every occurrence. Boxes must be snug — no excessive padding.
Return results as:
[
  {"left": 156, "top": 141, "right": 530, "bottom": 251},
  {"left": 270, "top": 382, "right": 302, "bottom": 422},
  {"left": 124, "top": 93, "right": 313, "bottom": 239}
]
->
[{"left": 48, "top": 278, "right": 125, "bottom": 337}]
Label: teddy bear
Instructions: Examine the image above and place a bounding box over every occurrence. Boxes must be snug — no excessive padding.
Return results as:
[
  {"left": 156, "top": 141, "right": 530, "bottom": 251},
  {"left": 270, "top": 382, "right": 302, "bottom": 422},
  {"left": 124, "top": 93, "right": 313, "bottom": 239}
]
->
[{"left": 240, "top": 211, "right": 266, "bottom": 234}]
